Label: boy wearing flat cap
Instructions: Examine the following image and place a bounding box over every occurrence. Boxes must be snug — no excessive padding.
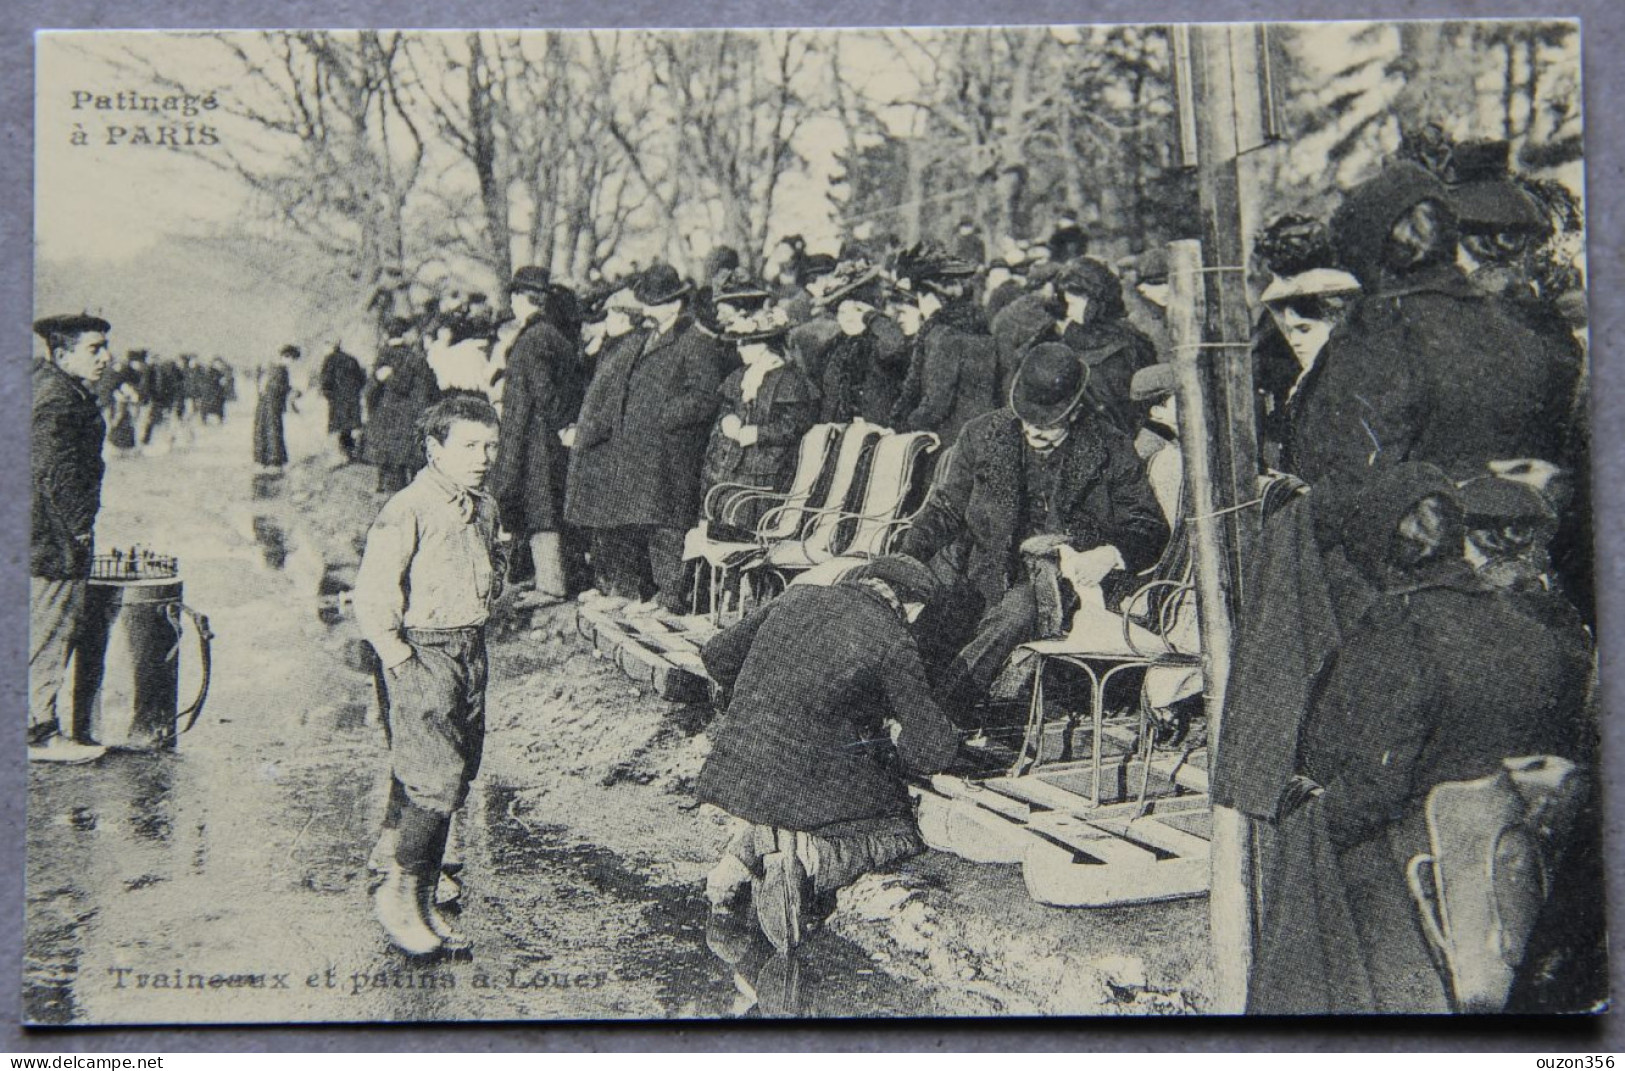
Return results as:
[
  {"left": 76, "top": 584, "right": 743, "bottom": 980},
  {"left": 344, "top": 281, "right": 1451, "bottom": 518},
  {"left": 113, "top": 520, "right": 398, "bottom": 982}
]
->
[{"left": 31, "top": 313, "right": 113, "bottom": 764}]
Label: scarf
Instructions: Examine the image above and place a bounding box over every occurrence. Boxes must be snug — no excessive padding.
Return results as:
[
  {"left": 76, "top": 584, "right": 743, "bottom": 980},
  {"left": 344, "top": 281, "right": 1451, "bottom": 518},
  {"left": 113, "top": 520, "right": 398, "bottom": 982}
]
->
[{"left": 739, "top": 353, "right": 785, "bottom": 405}]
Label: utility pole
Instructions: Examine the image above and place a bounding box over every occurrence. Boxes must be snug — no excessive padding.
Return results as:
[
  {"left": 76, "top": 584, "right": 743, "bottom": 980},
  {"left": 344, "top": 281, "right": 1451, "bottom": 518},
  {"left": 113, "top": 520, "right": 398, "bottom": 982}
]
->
[{"left": 1170, "top": 22, "right": 1280, "bottom": 1015}]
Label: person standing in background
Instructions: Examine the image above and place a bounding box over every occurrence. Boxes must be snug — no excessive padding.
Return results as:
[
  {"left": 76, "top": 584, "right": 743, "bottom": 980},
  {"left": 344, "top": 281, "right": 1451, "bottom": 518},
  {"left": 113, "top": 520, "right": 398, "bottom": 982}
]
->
[{"left": 253, "top": 345, "right": 301, "bottom": 472}]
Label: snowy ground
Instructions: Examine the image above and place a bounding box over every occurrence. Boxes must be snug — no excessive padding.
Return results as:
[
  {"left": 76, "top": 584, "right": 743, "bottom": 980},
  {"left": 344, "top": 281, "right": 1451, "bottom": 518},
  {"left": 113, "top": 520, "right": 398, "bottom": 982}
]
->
[{"left": 25, "top": 404, "right": 1210, "bottom": 1025}]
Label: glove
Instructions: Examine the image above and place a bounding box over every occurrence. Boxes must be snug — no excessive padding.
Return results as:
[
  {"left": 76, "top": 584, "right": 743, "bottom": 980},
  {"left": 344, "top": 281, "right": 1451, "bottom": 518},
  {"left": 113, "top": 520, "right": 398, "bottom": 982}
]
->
[
  {"left": 1278, "top": 774, "right": 1325, "bottom": 818},
  {"left": 735, "top": 425, "right": 760, "bottom": 447},
  {"left": 559, "top": 425, "right": 578, "bottom": 448},
  {"left": 1018, "top": 533, "right": 1072, "bottom": 558}
]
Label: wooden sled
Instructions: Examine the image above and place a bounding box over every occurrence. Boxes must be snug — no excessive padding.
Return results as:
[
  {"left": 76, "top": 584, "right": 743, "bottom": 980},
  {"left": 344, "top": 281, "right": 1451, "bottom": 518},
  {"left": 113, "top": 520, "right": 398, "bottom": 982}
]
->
[{"left": 575, "top": 604, "right": 717, "bottom": 704}]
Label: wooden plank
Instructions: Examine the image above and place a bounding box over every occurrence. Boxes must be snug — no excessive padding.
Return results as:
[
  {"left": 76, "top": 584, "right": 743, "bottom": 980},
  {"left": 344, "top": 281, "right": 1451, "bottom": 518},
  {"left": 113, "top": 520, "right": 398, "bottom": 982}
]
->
[
  {"left": 911, "top": 785, "right": 1030, "bottom": 865},
  {"left": 580, "top": 610, "right": 711, "bottom": 703},
  {"left": 1094, "top": 816, "right": 1213, "bottom": 860},
  {"left": 926, "top": 773, "right": 1034, "bottom": 822},
  {"left": 1023, "top": 838, "right": 1210, "bottom": 908}
]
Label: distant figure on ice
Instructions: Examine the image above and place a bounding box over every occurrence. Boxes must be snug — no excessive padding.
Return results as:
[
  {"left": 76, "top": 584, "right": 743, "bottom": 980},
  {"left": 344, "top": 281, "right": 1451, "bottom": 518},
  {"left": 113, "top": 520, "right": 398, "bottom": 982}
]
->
[
  {"left": 253, "top": 345, "right": 302, "bottom": 472},
  {"left": 30, "top": 313, "right": 112, "bottom": 765},
  {"left": 354, "top": 395, "right": 504, "bottom": 957},
  {"left": 695, "top": 555, "right": 960, "bottom": 952},
  {"left": 318, "top": 341, "right": 368, "bottom": 465}
]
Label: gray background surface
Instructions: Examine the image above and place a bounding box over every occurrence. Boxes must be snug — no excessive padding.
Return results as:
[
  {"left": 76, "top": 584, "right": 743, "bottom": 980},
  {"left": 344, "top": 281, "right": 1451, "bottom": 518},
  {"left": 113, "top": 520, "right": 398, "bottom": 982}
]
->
[{"left": 4, "top": 0, "right": 1622, "bottom": 1051}]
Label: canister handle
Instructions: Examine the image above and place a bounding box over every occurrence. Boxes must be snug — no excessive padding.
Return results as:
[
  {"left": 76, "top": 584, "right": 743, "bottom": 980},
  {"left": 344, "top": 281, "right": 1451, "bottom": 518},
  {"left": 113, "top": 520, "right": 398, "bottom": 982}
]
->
[{"left": 171, "top": 604, "right": 214, "bottom": 736}]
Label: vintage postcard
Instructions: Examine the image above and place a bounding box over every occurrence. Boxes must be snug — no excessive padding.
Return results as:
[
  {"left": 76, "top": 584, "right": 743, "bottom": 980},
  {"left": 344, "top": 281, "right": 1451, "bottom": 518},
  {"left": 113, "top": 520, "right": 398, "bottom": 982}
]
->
[{"left": 27, "top": 21, "right": 1599, "bottom": 1024}]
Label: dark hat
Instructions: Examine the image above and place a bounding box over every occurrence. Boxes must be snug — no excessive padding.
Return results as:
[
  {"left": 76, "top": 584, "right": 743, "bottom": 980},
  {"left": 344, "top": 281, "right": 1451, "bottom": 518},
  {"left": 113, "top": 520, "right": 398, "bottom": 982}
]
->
[
  {"left": 279, "top": 345, "right": 302, "bottom": 360},
  {"left": 894, "top": 243, "right": 978, "bottom": 294},
  {"left": 720, "top": 305, "right": 793, "bottom": 344},
  {"left": 1129, "top": 363, "right": 1177, "bottom": 401},
  {"left": 1011, "top": 343, "right": 1089, "bottom": 428},
  {"left": 1450, "top": 139, "right": 1512, "bottom": 184},
  {"left": 509, "top": 265, "right": 553, "bottom": 296},
  {"left": 844, "top": 554, "right": 941, "bottom": 605},
  {"left": 632, "top": 264, "right": 692, "bottom": 306},
  {"left": 1255, "top": 213, "right": 1340, "bottom": 279},
  {"left": 1055, "top": 258, "right": 1127, "bottom": 320},
  {"left": 1047, "top": 224, "right": 1090, "bottom": 262},
  {"left": 1456, "top": 475, "right": 1558, "bottom": 527},
  {"left": 34, "top": 313, "right": 110, "bottom": 341},
  {"left": 712, "top": 268, "right": 773, "bottom": 307},
  {"left": 1453, "top": 180, "right": 1549, "bottom": 235},
  {"left": 1345, "top": 462, "right": 1459, "bottom": 581},
  {"left": 812, "top": 261, "right": 884, "bottom": 308},
  {"left": 703, "top": 246, "right": 741, "bottom": 278},
  {"left": 1331, "top": 161, "right": 1453, "bottom": 283},
  {"left": 796, "top": 253, "right": 839, "bottom": 287}
]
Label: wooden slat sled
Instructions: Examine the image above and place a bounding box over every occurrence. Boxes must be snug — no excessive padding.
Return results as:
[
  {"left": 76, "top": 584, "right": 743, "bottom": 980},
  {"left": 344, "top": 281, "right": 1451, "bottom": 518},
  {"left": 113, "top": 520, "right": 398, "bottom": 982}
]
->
[
  {"left": 912, "top": 739, "right": 1212, "bottom": 908},
  {"left": 575, "top": 605, "right": 717, "bottom": 703}
]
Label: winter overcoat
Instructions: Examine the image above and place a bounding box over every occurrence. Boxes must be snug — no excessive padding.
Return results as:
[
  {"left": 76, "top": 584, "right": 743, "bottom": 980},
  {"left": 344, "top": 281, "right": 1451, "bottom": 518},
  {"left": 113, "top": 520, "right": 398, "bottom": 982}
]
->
[
  {"left": 696, "top": 582, "right": 961, "bottom": 831},
  {"left": 252, "top": 362, "right": 292, "bottom": 467},
  {"left": 701, "top": 362, "right": 818, "bottom": 530},
  {"left": 363, "top": 343, "right": 440, "bottom": 472},
  {"left": 897, "top": 302, "right": 1005, "bottom": 446},
  {"left": 565, "top": 318, "right": 730, "bottom": 530},
  {"left": 32, "top": 361, "right": 105, "bottom": 579},
  {"left": 1287, "top": 264, "right": 1579, "bottom": 544},
  {"left": 490, "top": 315, "right": 587, "bottom": 537},
  {"left": 318, "top": 348, "right": 368, "bottom": 433},
  {"left": 897, "top": 408, "right": 1168, "bottom": 609}
]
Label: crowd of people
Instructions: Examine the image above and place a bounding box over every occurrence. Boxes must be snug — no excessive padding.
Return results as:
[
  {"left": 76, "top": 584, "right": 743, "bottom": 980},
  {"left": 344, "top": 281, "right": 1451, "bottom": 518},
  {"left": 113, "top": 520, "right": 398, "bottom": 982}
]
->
[
  {"left": 93, "top": 349, "right": 237, "bottom": 455},
  {"left": 32, "top": 127, "right": 1599, "bottom": 1012}
]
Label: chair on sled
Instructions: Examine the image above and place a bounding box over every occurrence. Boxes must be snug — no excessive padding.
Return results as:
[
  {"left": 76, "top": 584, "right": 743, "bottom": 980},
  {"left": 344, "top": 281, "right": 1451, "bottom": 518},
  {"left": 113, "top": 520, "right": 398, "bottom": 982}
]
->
[
  {"left": 757, "top": 429, "right": 941, "bottom": 594},
  {"left": 997, "top": 496, "right": 1203, "bottom": 810},
  {"left": 681, "top": 421, "right": 881, "bottom": 622}
]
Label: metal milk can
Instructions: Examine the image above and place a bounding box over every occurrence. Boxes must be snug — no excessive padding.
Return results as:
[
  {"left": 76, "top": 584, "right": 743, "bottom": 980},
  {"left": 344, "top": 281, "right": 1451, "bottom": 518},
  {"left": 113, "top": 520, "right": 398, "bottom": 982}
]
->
[{"left": 70, "top": 549, "right": 213, "bottom": 750}]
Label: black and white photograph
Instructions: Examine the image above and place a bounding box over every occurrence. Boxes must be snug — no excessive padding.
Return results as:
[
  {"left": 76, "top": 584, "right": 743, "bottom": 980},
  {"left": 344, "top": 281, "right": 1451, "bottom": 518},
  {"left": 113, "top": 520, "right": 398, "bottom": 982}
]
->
[{"left": 26, "top": 19, "right": 1600, "bottom": 1024}]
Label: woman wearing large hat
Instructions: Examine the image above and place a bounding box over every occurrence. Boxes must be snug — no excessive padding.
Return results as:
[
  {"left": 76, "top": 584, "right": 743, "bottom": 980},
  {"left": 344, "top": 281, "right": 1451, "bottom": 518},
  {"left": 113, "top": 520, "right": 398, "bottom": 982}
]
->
[
  {"left": 811, "top": 259, "right": 908, "bottom": 426},
  {"left": 700, "top": 305, "right": 819, "bottom": 533}
]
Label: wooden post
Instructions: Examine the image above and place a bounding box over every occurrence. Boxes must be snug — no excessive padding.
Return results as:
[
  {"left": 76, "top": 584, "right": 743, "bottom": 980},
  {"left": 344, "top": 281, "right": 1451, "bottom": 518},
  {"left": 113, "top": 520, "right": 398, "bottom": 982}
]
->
[
  {"left": 1168, "top": 22, "right": 1277, "bottom": 1015},
  {"left": 1166, "top": 240, "right": 1251, "bottom": 1014}
]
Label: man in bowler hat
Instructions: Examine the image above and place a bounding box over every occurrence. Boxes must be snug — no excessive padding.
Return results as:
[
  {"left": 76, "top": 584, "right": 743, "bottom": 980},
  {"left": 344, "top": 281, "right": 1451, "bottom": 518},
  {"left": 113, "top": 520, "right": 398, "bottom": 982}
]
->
[{"left": 895, "top": 343, "right": 1167, "bottom": 725}]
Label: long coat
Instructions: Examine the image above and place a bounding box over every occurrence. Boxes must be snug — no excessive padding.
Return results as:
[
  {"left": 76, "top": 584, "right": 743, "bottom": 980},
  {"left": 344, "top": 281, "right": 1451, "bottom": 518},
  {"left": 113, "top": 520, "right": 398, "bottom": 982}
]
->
[
  {"left": 820, "top": 328, "right": 909, "bottom": 426},
  {"left": 897, "top": 408, "right": 1168, "bottom": 609},
  {"left": 1058, "top": 318, "right": 1160, "bottom": 438},
  {"left": 318, "top": 347, "right": 368, "bottom": 433},
  {"left": 192, "top": 364, "right": 228, "bottom": 418},
  {"left": 897, "top": 303, "right": 1005, "bottom": 446},
  {"left": 696, "top": 582, "right": 961, "bottom": 832},
  {"left": 490, "top": 315, "right": 586, "bottom": 537},
  {"left": 1287, "top": 265, "right": 1577, "bottom": 545},
  {"left": 253, "top": 362, "right": 293, "bottom": 467},
  {"left": 362, "top": 343, "right": 440, "bottom": 471},
  {"left": 1250, "top": 574, "right": 1594, "bottom": 1014},
  {"left": 701, "top": 362, "right": 818, "bottom": 530},
  {"left": 32, "top": 361, "right": 106, "bottom": 580},
  {"left": 565, "top": 318, "right": 729, "bottom": 530}
]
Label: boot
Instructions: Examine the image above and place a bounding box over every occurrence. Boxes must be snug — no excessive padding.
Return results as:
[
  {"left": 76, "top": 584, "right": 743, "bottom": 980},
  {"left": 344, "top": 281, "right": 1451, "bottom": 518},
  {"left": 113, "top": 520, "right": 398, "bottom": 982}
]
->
[
  {"left": 373, "top": 867, "right": 442, "bottom": 956},
  {"left": 418, "top": 871, "right": 470, "bottom": 952},
  {"left": 367, "top": 827, "right": 399, "bottom": 880},
  {"left": 752, "top": 831, "right": 809, "bottom": 954}
]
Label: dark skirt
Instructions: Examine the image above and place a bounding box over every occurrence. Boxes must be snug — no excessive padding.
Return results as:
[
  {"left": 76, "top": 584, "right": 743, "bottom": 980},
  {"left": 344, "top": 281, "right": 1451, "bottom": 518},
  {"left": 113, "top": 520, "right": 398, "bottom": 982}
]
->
[{"left": 253, "top": 395, "right": 288, "bottom": 467}]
